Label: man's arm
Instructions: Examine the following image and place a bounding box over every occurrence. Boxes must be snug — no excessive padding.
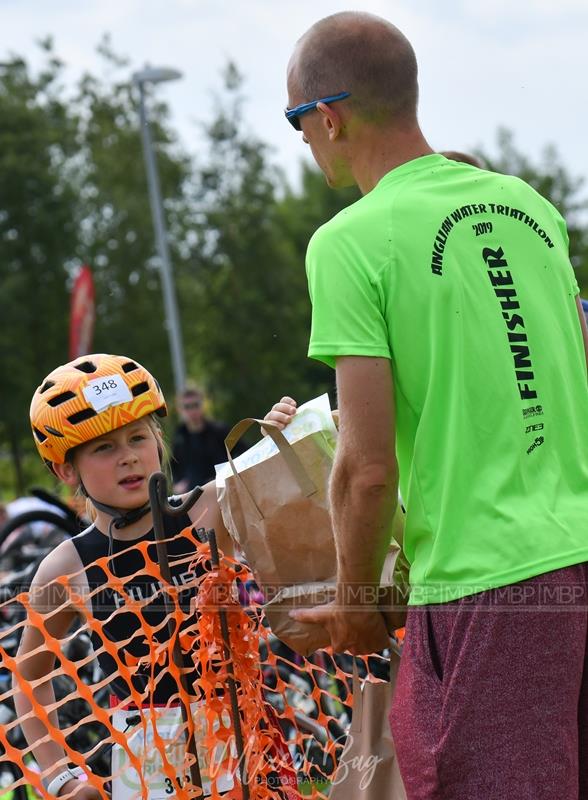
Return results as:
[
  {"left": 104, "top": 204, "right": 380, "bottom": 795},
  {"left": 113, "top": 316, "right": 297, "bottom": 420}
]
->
[
  {"left": 290, "top": 356, "right": 398, "bottom": 654},
  {"left": 575, "top": 296, "right": 588, "bottom": 377},
  {"left": 331, "top": 356, "right": 399, "bottom": 596}
]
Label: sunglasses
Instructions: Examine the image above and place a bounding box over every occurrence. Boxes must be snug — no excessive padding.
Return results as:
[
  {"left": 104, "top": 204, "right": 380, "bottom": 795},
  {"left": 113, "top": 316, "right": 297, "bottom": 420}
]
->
[
  {"left": 284, "top": 91, "right": 351, "bottom": 131},
  {"left": 183, "top": 401, "right": 201, "bottom": 410}
]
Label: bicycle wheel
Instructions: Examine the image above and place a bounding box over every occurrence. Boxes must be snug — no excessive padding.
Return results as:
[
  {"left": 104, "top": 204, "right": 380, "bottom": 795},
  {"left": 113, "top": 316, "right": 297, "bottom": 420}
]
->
[{"left": 0, "top": 511, "right": 80, "bottom": 551}]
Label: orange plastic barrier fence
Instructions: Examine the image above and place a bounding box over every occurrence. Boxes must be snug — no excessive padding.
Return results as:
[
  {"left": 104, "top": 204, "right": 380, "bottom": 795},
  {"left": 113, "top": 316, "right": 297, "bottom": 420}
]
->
[{"left": 0, "top": 526, "right": 392, "bottom": 799}]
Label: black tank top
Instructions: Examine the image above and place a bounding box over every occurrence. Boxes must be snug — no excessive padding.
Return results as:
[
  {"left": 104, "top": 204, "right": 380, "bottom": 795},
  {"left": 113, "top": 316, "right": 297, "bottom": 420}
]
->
[{"left": 71, "top": 512, "right": 206, "bottom": 704}]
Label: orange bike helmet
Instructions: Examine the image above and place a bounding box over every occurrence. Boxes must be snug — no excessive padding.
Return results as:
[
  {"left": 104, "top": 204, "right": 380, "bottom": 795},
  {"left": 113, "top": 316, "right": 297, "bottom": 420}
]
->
[{"left": 30, "top": 354, "right": 167, "bottom": 468}]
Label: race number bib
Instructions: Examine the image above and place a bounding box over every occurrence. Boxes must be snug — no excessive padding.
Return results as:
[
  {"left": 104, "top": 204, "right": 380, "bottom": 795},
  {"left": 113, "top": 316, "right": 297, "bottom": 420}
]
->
[
  {"left": 111, "top": 703, "right": 235, "bottom": 800},
  {"left": 82, "top": 374, "right": 133, "bottom": 413}
]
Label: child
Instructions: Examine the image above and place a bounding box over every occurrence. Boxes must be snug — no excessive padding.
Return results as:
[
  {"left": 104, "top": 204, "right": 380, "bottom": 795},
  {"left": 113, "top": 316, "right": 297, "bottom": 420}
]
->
[{"left": 15, "top": 354, "right": 291, "bottom": 799}]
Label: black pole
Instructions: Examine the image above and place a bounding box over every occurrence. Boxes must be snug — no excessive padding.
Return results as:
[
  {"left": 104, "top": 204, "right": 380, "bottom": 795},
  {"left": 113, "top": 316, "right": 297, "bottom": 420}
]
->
[
  {"left": 148, "top": 473, "right": 203, "bottom": 794},
  {"left": 206, "top": 527, "right": 250, "bottom": 800}
]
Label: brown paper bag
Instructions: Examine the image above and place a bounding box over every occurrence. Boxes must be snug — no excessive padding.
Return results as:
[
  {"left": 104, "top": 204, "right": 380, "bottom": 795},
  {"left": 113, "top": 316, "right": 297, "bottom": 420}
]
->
[
  {"left": 217, "top": 412, "right": 407, "bottom": 655},
  {"left": 329, "top": 649, "right": 407, "bottom": 800},
  {"left": 218, "top": 416, "right": 337, "bottom": 654}
]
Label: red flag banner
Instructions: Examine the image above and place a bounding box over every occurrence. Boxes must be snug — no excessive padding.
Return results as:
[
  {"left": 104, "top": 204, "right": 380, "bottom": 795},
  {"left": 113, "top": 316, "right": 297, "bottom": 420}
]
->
[{"left": 69, "top": 265, "right": 95, "bottom": 359}]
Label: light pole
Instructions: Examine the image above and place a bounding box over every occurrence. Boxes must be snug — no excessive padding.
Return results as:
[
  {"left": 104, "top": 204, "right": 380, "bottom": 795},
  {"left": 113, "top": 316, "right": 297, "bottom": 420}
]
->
[{"left": 133, "top": 65, "right": 186, "bottom": 395}]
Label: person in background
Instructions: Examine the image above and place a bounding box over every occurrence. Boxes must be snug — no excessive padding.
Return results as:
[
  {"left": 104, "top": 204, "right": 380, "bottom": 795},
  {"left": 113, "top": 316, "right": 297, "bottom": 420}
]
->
[{"left": 171, "top": 384, "right": 246, "bottom": 493}]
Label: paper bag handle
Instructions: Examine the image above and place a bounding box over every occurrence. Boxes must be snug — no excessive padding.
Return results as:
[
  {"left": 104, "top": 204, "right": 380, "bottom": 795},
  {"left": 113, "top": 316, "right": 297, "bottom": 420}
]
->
[{"left": 224, "top": 418, "right": 318, "bottom": 519}]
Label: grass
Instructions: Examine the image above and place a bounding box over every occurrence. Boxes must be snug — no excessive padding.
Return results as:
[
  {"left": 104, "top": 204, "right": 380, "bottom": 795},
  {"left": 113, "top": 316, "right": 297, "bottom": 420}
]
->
[
  {"left": 0, "top": 788, "right": 39, "bottom": 799},
  {"left": 298, "top": 779, "right": 331, "bottom": 796}
]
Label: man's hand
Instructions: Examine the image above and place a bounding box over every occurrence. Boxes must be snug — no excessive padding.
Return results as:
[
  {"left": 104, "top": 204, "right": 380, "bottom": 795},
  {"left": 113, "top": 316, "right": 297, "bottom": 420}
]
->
[
  {"left": 263, "top": 396, "right": 297, "bottom": 430},
  {"left": 290, "top": 598, "right": 390, "bottom": 655}
]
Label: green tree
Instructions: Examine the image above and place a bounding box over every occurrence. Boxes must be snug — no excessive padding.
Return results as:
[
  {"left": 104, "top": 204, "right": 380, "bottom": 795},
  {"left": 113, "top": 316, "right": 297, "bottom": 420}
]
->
[
  {"left": 0, "top": 39, "right": 196, "bottom": 494},
  {"left": 0, "top": 44, "right": 79, "bottom": 493},
  {"left": 274, "top": 163, "right": 361, "bottom": 401},
  {"left": 477, "top": 128, "right": 588, "bottom": 291},
  {"left": 73, "top": 37, "right": 195, "bottom": 395},
  {"left": 181, "top": 64, "right": 339, "bottom": 426}
]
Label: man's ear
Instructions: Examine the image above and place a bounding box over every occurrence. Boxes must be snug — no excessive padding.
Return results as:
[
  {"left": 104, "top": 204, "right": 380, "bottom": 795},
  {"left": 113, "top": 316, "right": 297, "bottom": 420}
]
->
[
  {"left": 53, "top": 461, "right": 79, "bottom": 487},
  {"left": 316, "top": 101, "right": 343, "bottom": 141}
]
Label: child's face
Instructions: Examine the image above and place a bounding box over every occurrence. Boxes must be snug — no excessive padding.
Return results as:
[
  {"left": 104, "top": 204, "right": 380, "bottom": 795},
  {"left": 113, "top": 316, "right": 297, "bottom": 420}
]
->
[{"left": 71, "top": 419, "right": 161, "bottom": 509}]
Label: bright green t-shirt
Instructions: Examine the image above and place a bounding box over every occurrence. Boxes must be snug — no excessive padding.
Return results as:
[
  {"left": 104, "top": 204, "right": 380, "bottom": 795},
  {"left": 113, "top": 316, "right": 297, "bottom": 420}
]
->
[{"left": 306, "top": 153, "right": 588, "bottom": 605}]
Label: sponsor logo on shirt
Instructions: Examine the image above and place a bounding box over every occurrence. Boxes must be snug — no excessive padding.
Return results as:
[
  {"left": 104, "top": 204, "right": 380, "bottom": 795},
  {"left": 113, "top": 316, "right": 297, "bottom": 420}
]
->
[
  {"left": 526, "top": 436, "right": 545, "bottom": 455},
  {"left": 523, "top": 405, "right": 543, "bottom": 418}
]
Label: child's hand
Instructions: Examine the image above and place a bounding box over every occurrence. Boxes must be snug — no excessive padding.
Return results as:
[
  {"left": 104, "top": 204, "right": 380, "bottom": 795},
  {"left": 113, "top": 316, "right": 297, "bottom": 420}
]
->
[{"left": 262, "top": 396, "right": 297, "bottom": 430}]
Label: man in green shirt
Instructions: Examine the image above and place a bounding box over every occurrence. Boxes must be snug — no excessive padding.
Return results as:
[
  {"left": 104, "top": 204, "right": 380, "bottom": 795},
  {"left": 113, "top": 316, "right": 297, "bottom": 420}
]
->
[{"left": 285, "top": 11, "right": 588, "bottom": 800}]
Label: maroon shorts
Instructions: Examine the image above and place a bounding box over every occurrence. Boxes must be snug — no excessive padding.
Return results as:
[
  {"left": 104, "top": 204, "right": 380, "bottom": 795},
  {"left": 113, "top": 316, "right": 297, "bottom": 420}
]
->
[{"left": 390, "top": 563, "right": 588, "bottom": 800}]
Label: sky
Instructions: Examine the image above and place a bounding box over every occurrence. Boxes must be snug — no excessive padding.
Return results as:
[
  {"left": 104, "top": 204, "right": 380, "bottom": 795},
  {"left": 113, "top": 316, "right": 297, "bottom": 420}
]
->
[{"left": 2, "top": 0, "right": 588, "bottom": 190}]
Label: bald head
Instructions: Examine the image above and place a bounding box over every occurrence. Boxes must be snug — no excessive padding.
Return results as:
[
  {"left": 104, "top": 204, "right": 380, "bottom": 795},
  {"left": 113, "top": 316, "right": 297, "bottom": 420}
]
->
[{"left": 289, "top": 12, "right": 419, "bottom": 127}]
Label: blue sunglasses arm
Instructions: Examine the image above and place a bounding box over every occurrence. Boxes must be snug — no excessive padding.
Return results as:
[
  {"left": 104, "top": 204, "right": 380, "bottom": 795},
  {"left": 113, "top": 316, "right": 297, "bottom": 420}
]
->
[{"left": 285, "top": 91, "right": 351, "bottom": 120}]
